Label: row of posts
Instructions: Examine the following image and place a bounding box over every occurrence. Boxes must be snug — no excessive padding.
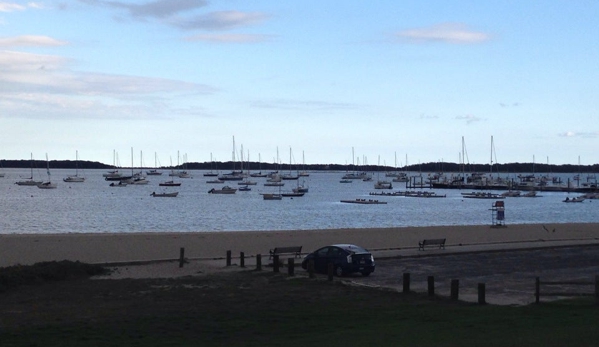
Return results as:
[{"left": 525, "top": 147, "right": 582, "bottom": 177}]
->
[
  {"left": 404, "top": 273, "right": 487, "bottom": 305},
  {"left": 220, "top": 249, "right": 487, "bottom": 304}
]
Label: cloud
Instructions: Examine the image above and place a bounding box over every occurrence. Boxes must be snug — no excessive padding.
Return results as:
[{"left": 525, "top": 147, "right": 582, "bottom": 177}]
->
[
  {"left": 0, "top": 2, "right": 24, "bottom": 12},
  {"left": 79, "top": 1, "right": 270, "bottom": 33},
  {"left": 0, "top": 2, "right": 43, "bottom": 12},
  {"left": 251, "top": 99, "right": 362, "bottom": 112},
  {"left": 455, "top": 114, "right": 483, "bottom": 124},
  {"left": 0, "top": 50, "right": 215, "bottom": 120},
  {"left": 396, "top": 23, "right": 491, "bottom": 44},
  {"left": 419, "top": 113, "right": 439, "bottom": 119},
  {"left": 79, "top": 0, "right": 207, "bottom": 19},
  {"left": 185, "top": 33, "right": 271, "bottom": 43},
  {"left": 172, "top": 11, "right": 269, "bottom": 31},
  {"left": 500, "top": 102, "right": 521, "bottom": 108},
  {"left": 558, "top": 131, "right": 598, "bottom": 138},
  {"left": 0, "top": 35, "right": 68, "bottom": 47}
]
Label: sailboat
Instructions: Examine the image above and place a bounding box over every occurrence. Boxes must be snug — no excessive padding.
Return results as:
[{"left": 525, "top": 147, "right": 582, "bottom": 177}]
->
[
  {"left": 38, "top": 154, "right": 57, "bottom": 189},
  {"left": 63, "top": 150, "right": 86, "bottom": 182},
  {"left": 250, "top": 153, "right": 267, "bottom": 177},
  {"left": 280, "top": 147, "right": 299, "bottom": 180},
  {"left": 146, "top": 152, "right": 163, "bottom": 176},
  {"left": 203, "top": 153, "right": 219, "bottom": 177},
  {"left": 128, "top": 149, "right": 149, "bottom": 185},
  {"left": 15, "top": 153, "right": 43, "bottom": 186},
  {"left": 374, "top": 156, "right": 393, "bottom": 189},
  {"left": 298, "top": 151, "right": 309, "bottom": 177},
  {"left": 238, "top": 148, "right": 257, "bottom": 185},
  {"left": 103, "top": 150, "right": 125, "bottom": 180}
]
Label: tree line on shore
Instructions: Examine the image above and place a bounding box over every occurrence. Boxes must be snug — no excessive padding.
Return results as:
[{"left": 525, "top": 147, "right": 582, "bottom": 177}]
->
[{"left": 1, "top": 159, "right": 597, "bottom": 174}]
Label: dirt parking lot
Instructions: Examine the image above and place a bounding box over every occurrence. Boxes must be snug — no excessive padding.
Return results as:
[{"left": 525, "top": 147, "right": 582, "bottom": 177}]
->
[{"left": 333, "top": 245, "right": 599, "bottom": 305}]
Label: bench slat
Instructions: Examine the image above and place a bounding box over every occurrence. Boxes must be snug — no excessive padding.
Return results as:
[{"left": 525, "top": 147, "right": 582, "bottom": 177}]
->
[
  {"left": 269, "top": 246, "right": 302, "bottom": 259},
  {"left": 418, "top": 238, "right": 446, "bottom": 250}
]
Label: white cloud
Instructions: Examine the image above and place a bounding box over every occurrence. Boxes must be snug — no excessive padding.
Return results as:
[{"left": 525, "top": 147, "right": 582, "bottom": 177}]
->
[
  {"left": 79, "top": 0, "right": 207, "bottom": 19},
  {"left": 0, "top": 2, "right": 42, "bottom": 12},
  {"left": 0, "top": 35, "right": 68, "bottom": 47},
  {"left": 419, "top": 113, "right": 439, "bottom": 119},
  {"left": 0, "top": 50, "right": 215, "bottom": 120},
  {"left": 559, "top": 131, "right": 598, "bottom": 138},
  {"left": 250, "top": 99, "right": 362, "bottom": 112},
  {"left": 173, "top": 11, "right": 269, "bottom": 31},
  {"left": 396, "top": 23, "right": 491, "bottom": 44},
  {"left": 0, "top": 2, "right": 25, "bottom": 12},
  {"left": 455, "top": 114, "right": 483, "bottom": 124},
  {"left": 185, "top": 33, "right": 271, "bottom": 43}
]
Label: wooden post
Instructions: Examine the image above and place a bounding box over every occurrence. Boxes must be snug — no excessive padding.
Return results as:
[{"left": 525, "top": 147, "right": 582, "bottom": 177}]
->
[
  {"left": 178, "top": 247, "right": 185, "bottom": 268},
  {"left": 478, "top": 283, "right": 486, "bottom": 305},
  {"left": 273, "top": 255, "right": 280, "bottom": 273},
  {"left": 226, "top": 250, "right": 231, "bottom": 267},
  {"left": 403, "top": 273, "right": 410, "bottom": 293},
  {"left": 240, "top": 252, "right": 245, "bottom": 268},
  {"left": 327, "top": 263, "right": 334, "bottom": 281},
  {"left": 428, "top": 276, "right": 435, "bottom": 297},
  {"left": 288, "top": 258, "right": 294, "bottom": 276},
  {"left": 308, "top": 259, "right": 315, "bottom": 278},
  {"left": 535, "top": 277, "right": 541, "bottom": 304},
  {"left": 256, "top": 254, "right": 262, "bottom": 271},
  {"left": 595, "top": 275, "right": 599, "bottom": 305},
  {"left": 450, "top": 279, "right": 459, "bottom": 301}
]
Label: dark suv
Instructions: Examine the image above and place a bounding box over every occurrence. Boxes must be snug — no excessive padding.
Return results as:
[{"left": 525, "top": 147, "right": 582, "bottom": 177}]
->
[{"left": 301, "top": 244, "right": 375, "bottom": 277}]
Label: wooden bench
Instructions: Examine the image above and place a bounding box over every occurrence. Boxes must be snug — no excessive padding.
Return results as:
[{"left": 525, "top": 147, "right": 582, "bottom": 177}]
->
[
  {"left": 269, "top": 246, "right": 302, "bottom": 259},
  {"left": 418, "top": 238, "right": 446, "bottom": 251}
]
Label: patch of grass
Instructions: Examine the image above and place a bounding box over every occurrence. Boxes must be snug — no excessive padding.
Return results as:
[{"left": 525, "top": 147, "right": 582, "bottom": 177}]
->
[{"left": 2, "top": 271, "right": 599, "bottom": 346}]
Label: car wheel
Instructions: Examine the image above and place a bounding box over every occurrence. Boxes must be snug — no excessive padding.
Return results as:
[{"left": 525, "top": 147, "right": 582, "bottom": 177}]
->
[
  {"left": 361, "top": 270, "right": 371, "bottom": 277},
  {"left": 334, "top": 266, "right": 344, "bottom": 277}
]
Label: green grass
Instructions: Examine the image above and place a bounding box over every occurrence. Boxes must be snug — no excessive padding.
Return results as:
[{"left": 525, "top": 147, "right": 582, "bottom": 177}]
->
[{"left": 2, "top": 266, "right": 599, "bottom": 346}]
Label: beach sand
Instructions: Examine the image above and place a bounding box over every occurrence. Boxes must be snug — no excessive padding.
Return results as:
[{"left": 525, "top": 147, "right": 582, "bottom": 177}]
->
[{"left": 1, "top": 223, "right": 598, "bottom": 268}]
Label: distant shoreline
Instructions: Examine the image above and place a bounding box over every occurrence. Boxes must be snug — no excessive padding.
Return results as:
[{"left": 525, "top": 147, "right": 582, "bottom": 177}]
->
[{"left": 1, "top": 159, "right": 597, "bottom": 173}]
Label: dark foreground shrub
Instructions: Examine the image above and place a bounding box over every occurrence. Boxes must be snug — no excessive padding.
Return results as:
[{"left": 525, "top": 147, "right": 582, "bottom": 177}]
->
[{"left": 0, "top": 260, "right": 108, "bottom": 291}]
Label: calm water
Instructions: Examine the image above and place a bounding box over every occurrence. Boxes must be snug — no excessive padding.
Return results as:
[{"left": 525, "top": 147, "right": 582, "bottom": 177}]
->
[{"left": 0, "top": 168, "right": 596, "bottom": 234}]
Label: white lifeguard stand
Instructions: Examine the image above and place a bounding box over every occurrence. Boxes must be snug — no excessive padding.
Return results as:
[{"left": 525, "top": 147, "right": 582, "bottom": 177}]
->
[{"left": 491, "top": 200, "right": 506, "bottom": 227}]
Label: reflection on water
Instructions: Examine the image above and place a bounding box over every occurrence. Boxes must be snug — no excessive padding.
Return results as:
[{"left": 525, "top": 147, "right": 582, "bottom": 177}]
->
[{"left": 0, "top": 169, "right": 596, "bottom": 234}]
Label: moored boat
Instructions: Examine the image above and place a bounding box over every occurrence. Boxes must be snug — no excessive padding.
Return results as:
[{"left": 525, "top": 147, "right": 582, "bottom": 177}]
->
[
  {"left": 208, "top": 186, "right": 237, "bottom": 194},
  {"left": 159, "top": 180, "right": 181, "bottom": 187},
  {"left": 151, "top": 191, "right": 178, "bottom": 197}
]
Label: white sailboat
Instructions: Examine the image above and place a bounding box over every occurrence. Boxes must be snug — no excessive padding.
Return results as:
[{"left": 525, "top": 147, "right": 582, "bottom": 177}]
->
[
  {"left": 15, "top": 153, "right": 42, "bottom": 186},
  {"left": 63, "top": 150, "right": 86, "bottom": 183},
  {"left": 146, "top": 152, "right": 163, "bottom": 176},
  {"left": 38, "top": 154, "right": 57, "bottom": 189}
]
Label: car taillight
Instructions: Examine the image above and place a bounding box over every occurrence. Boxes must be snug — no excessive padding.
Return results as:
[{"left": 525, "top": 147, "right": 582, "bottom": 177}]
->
[{"left": 347, "top": 254, "right": 352, "bottom": 263}]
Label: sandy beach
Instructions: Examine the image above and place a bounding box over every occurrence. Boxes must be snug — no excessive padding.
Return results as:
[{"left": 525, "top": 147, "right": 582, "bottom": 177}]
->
[{"left": 2, "top": 223, "right": 598, "bottom": 268}]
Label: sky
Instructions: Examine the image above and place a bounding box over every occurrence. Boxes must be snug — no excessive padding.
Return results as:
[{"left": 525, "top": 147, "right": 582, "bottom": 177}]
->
[{"left": 1, "top": 0, "right": 598, "bottom": 167}]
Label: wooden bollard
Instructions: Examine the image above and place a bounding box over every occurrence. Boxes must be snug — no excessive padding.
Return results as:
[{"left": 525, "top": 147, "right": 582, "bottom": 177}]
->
[
  {"left": 535, "top": 277, "right": 541, "bottom": 304},
  {"left": 240, "top": 252, "right": 245, "bottom": 268},
  {"left": 179, "top": 247, "right": 185, "bottom": 268},
  {"left": 308, "top": 259, "right": 315, "bottom": 278},
  {"left": 226, "top": 250, "right": 231, "bottom": 267},
  {"left": 428, "top": 276, "right": 435, "bottom": 297},
  {"left": 256, "top": 254, "right": 262, "bottom": 271},
  {"left": 288, "top": 258, "right": 295, "bottom": 276},
  {"left": 273, "top": 255, "right": 280, "bottom": 273},
  {"left": 595, "top": 275, "right": 599, "bottom": 305},
  {"left": 450, "top": 279, "right": 459, "bottom": 301},
  {"left": 403, "top": 273, "right": 410, "bottom": 293},
  {"left": 478, "top": 283, "right": 486, "bottom": 305},
  {"left": 327, "top": 263, "right": 334, "bottom": 281}
]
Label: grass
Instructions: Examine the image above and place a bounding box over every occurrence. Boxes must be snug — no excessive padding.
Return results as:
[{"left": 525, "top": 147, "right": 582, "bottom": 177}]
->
[{"left": 1, "top": 264, "right": 598, "bottom": 346}]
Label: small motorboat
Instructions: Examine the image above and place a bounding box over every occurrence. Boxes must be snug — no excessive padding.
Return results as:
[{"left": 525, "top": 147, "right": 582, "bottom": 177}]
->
[{"left": 151, "top": 191, "right": 178, "bottom": 197}]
